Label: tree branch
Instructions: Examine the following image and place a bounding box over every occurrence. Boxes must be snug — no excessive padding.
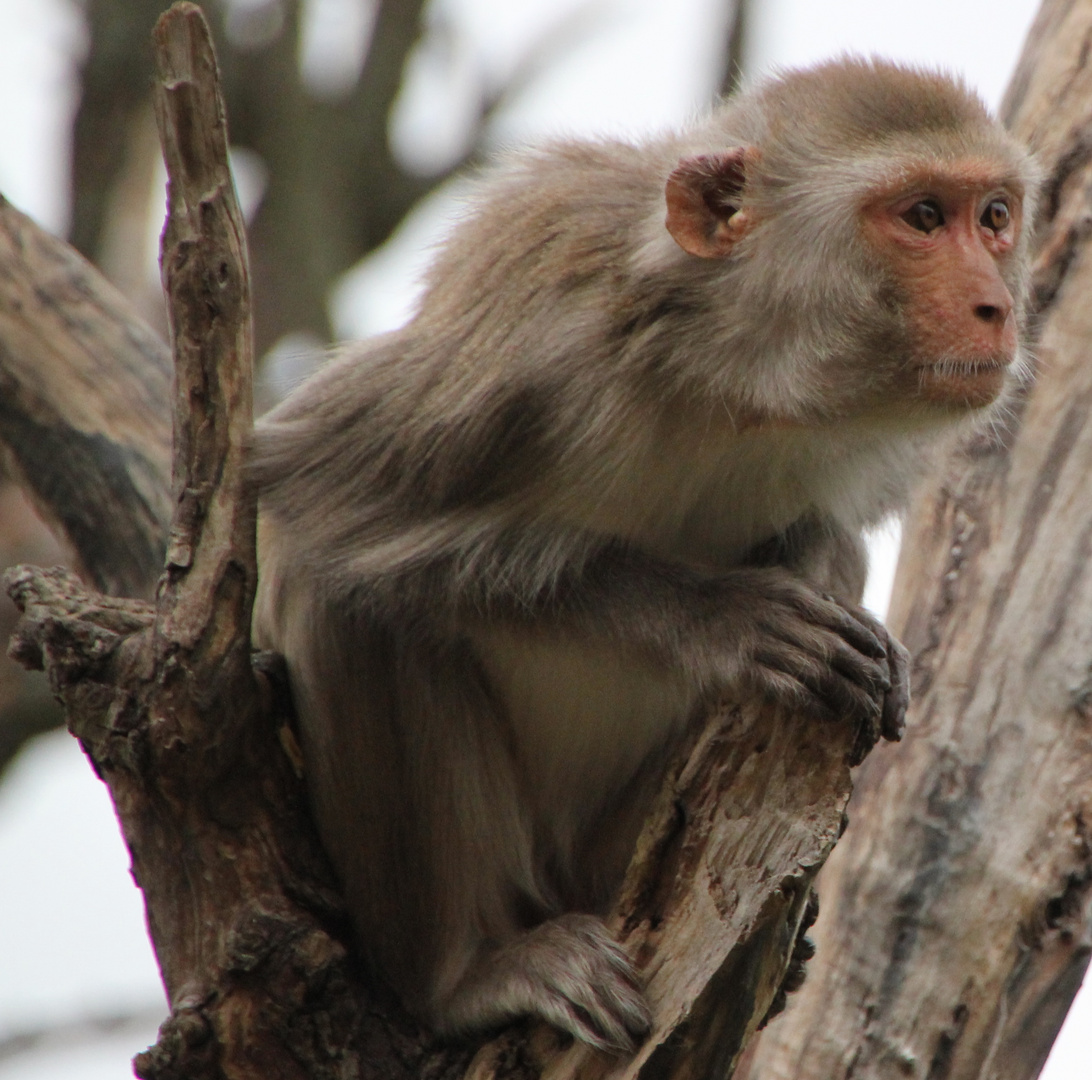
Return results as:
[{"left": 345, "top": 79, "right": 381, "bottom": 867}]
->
[
  {"left": 153, "top": 2, "right": 256, "bottom": 649},
  {"left": 0, "top": 195, "right": 171, "bottom": 598}
]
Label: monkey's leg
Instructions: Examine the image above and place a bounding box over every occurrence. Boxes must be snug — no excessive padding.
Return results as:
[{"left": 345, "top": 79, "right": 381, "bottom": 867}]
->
[
  {"left": 285, "top": 608, "right": 650, "bottom": 1052},
  {"left": 389, "top": 637, "right": 651, "bottom": 1052}
]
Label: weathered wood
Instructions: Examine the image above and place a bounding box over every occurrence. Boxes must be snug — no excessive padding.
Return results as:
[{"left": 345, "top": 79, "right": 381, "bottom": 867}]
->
[
  {"left": 471, "top": 700, "right": 857, "bottom": 1080},
  {"left": 738, "top": 3, "right": 1092, "bottom": 1077},
  {"left": 153, "top": 0, "right": 255, "bottom": 654},
  {"left": 0, "top": 196, "right": 171, "bottom": 598},
  {"left": 4, "top": 8, "right": 470, "bottom": 1079}
]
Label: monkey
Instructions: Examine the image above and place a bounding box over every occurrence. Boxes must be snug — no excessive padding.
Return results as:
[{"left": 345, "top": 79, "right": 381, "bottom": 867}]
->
[{"left": 250, "top": 58, "right": 1037, "bottom": 1054}]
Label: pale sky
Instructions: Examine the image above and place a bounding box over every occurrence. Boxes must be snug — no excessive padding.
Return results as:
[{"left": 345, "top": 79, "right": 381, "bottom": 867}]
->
[{"left": 1, "top": 2, "right": 1087, "bottom": 1078}]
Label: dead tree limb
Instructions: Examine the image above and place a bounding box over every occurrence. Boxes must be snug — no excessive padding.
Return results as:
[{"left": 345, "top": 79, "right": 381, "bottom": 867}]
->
[
  {"left": 737, "top": 3, "right": 1092, "bottom": 1077},
  {"left": 0, "top": 195, "right": 171, "bottom": 598},
  {"left": 4, "top": 4, "right": 878, "bottom": 1077},
  {"left": 0, "top": 186, "right": 173, "bottom": 774},
  {"left": 6, "top": 7, "right": 412, "bottom": 1078}
]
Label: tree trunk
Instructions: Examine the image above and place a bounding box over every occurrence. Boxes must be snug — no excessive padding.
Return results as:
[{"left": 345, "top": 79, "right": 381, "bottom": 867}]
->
[{"left": 737, "top": 3, "right": 1092, "bottom": 1077}]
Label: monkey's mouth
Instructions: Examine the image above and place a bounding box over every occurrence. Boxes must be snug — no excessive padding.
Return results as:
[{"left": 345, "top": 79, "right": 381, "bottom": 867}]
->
[{"left": 915, "top": 358, "right": 1010, "bottom": 408}]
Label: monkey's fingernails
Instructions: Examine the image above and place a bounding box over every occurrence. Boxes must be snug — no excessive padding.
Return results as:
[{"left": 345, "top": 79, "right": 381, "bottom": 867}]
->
[
  {"left": 881, "top": 683, "right": 910, "bottom": 741},
  {"left": 879, "top": 636, "right": 911, "bottom": 741}
]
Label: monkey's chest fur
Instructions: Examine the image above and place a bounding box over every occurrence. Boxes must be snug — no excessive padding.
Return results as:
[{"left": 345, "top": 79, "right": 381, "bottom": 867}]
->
[
  {"left": 258, "top": 413, "right": 921, "bottom": 928},
  {"left": 559, "top": 414, "right": 917, "bottom": 570}
]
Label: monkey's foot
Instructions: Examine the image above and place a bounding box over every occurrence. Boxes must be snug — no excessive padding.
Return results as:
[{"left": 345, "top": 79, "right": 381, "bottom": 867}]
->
[{"left": 439, "top": 913, "right": 651, "bottom": 1054}]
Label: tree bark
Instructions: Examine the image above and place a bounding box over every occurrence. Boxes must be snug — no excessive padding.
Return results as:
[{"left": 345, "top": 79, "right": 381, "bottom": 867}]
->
[
  {"left": 1, "top": 4, "right": 879, "bottom": 1077},
  {"left": 737, "top": 3, "right": 1092, "bottom": 1077},
  {"left": 0, "top": 194, "right": 171, "bottom": 598},
  {"left": 0, "top": 167, "right": 173, "bottom": 775}
]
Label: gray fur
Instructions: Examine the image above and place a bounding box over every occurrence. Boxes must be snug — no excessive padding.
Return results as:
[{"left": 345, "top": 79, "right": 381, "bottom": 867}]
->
[{"left": 251, "top": 58, "right": 1036, "bottom": 1051}]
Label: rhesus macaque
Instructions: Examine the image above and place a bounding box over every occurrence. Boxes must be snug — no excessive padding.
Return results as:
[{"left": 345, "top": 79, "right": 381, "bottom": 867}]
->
[{"left": 251, "top": 59, "right": 1036, "bottom": 1052}]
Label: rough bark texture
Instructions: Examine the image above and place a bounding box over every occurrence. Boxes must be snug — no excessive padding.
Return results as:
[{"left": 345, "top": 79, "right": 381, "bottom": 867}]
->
[
  {"left": 469, "top": 700, "right": 855, "bottom": 1080},
  {"left": 0, "top": 195, "right": 171, "bottom": 598},
  {"left": 1, "top": 4, "right": 876, "bottom": 1078},
  {"left": 0, "top": 191, "right": 172, "bottom": 772},
  {"left": 737, "top": 3, "right": 1092, "bottom": 1078}
]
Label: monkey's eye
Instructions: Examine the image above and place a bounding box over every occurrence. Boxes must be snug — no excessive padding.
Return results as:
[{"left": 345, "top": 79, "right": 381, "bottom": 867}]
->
[
  {"left": 981, "top": 199, "right": 1011, "bottom": 232},
  {"left": 901, "top": 199, "right": 944, "bottom": 233}
]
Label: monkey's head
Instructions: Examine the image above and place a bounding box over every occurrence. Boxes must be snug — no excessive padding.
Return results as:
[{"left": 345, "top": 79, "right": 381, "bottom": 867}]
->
[{"left": 663, "top": 59, "right": 1038, "bottom": 423}]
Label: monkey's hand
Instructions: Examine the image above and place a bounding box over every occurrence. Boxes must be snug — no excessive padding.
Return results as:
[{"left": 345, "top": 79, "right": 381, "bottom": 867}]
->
[
  {"left": 856, "top": 603, "right": 910, "bottom": 744},
  {"left": 720, "top": 569, "right": 909, "bottom": 753},
  {"left": 439, "top": 914, "right": 651, "bottom": 1054}
]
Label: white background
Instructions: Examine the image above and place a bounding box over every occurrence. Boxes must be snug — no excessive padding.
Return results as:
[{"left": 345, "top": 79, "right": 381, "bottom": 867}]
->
[{"left": 1, "top": 1, "right": 1088, "bottom": 1077}]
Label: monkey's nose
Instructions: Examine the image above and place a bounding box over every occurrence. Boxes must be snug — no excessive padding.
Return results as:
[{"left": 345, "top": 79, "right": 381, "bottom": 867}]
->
[
  {"left": 973, "top": 302, "right": 1009, "bottom": 325},
  {"left": 969, "top": 267, "right": 1014, "bottom": 328}
]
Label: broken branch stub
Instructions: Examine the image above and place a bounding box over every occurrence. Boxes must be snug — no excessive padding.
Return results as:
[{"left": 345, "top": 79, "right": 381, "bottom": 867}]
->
[{"left": 153, "top": 0, "right": 256, "bottom": 659}]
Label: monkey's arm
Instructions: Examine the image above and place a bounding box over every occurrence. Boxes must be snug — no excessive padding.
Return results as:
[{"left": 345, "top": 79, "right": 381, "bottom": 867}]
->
[{"left": 340, "top": 519, "right": 908, "bottom": 744}]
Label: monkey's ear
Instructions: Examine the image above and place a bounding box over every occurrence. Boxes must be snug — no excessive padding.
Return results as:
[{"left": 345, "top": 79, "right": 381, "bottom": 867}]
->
[{"left": 665, "top": 148, "right": 756, "bottom": 258}]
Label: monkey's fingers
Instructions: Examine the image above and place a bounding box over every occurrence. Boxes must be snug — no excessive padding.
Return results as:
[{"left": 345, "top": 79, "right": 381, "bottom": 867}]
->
[
  {"left": 807, "top": 593, "right": 889, "bottom": 661},
  {"left": 533, "top": 983, "right": 645, "bottom": 1055},
  {"left": 753, "top": 644, "right": 883, "bottom": 726},
  {"left": 753, "top": 656, "right": 885, "bottom": 768},
  {"left": 830, "top": 600, "right": 911, "bottom": 743},
  {"left": 826, "top": 633, "right": 892, "bottom": 693},
  {"left": 556, "top": 917, "right": 652, "bottom": 1052},
  {"left": 757, "top": 602, "right": 892, "bottom": 692},
  {"left": 556, "top": 974, "right": 651, "bottom": 1054},
  {"left": 879, "top": 631, "right": 911, "bottom": 741}
]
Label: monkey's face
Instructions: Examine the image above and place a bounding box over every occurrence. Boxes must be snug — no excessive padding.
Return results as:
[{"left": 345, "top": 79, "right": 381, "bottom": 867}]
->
[
  {"left": 663, "top": 130, "right": 1033, "bottom": 426},
  {"left": 860, "top": 164, "right": 1026, "bottom": 412}
]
